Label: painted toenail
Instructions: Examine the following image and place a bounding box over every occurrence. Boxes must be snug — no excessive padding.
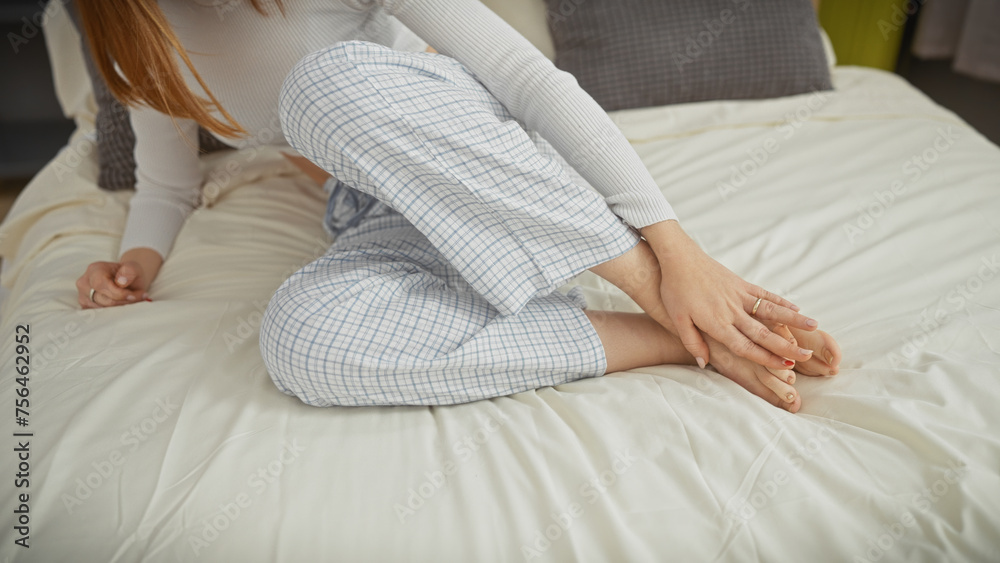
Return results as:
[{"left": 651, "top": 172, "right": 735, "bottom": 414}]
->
[
  {"left": 785, "top": 393, "right": 795, "bottom": 402},
  {"left": 783, "top": 359, "right": 794, "bottom": 367},
  {"left": 787, "top": 374, "right": 795, "bottom": 384}
]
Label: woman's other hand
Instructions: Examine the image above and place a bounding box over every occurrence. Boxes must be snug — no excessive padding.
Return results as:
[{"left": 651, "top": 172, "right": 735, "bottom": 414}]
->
[
  {"left": 642, "top": 220, "right": 819, "bottom": 370},
  {"left": 76, "top": 247, "right": 162, "bottom": 308}
]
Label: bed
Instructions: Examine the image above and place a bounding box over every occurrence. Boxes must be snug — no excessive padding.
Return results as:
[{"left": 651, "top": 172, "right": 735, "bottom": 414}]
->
[{"left": 1, "top": 2, "right": 998, "bottom": 562}]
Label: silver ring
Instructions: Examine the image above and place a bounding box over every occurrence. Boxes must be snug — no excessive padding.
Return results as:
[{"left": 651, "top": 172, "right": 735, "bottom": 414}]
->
[{"left": 89, "top": 288, "right": 97, "bottom": 303}]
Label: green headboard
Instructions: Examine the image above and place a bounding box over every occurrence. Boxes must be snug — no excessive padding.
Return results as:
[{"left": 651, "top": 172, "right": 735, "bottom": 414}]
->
[{"left": 818, "top": 0, "right": 912, "bottom": 70}]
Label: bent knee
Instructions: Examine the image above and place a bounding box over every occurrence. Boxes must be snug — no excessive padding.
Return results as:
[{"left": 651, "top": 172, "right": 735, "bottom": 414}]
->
[
  {"left": 258, "top": 273, "right": 434, "bottom": 407},
  {"left": 279, "top": 41, "right": 393, "bottom": 152}
]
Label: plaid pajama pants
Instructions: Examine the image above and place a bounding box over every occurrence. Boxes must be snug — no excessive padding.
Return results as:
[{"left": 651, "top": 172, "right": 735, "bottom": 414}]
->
[{"left": 259, "top": 41, "right": 641, "bottom": 406}]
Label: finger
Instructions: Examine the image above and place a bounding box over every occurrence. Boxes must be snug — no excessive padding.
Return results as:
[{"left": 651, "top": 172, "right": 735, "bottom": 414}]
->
[
  {"left": 114, "top": 263, "right": 140, "bottom": 288},
  {"left": 98, "top": 288, "right": 145, "bottom": 304},
  {"left": 91, "top": 271, "right": 131, "bottom": 302},
  {"left": 749, "top": 286, "right": 800, "bottom": 312},
  {"left": 737, "top": 316, "right": 812, "bottom": 362},
  {"left": 78, "top": 263, "right": 112, "bottom": 301},
  {"left": 757, "top": 367, "right": 798, "bottom": 405},
  {"left": 79, "top": 281, "right": 105, "bottom": 309},
  {"left": 749, "top": 296, "right": 819, "bottom": 332},
  {"left": 720, "top": 325, "right": 791, "bottom": 370},
  {"left": 752, "top": 319, "right": 795, "bottom": 342},
  {"left": 92, "top": 290, "right": 136, "bottom": 308},
  {"left": 771, "top": 323, "right": 796, "bottom": 347},
  {"left": 79, "top": 294, "right": 100, "bottom": 309},
  {"left": 675, "top": 317, "right": 710, "bottom": 369}
]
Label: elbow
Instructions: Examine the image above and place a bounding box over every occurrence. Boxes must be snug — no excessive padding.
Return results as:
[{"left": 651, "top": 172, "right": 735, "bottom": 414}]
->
[{"left": 498, "top": 50, "right": 579, "bottom": 125}]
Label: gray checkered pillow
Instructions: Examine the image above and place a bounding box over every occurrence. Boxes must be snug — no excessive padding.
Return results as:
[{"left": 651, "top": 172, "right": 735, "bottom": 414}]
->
[
  {"left": 67, "top": 2, "right": 231, "bottom": 191},
  {"left": 544, "top": 0, "right": 832, "bottom": 111}
]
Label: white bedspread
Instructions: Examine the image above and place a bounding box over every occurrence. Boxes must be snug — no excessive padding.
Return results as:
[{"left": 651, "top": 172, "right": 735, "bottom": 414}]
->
[{"left": 1, "top": 67, "right": 998, "bottom": 562}]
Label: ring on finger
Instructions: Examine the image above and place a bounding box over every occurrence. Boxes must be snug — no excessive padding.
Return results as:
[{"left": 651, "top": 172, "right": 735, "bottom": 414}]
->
[
  {"left": 751, "top": 297, "right": 763, "bottom": 317},
  {"left": 89, "top": 288, "right": 97, "bottom": 303}
]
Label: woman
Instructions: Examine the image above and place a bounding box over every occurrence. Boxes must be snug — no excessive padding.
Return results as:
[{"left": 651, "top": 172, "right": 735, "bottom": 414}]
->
[{"left": 73, "top": 0, "right": 841, "bottom": 411}]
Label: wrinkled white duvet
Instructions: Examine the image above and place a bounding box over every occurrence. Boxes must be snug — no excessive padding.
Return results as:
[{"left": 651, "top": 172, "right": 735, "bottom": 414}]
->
[{"left": 1, "top": 67, "right": 998, "bottom": 562}]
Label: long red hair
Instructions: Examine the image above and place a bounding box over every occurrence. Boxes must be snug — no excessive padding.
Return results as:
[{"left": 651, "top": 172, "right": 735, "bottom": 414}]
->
[{"left": 74, "top": 0, "right": 283, "bottom": 138}]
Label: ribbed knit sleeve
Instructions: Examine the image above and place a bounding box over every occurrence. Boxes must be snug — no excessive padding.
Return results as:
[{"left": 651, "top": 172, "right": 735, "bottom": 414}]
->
[
  {"left": 350, "top": 0, "right": 677, "bottom": 228},
  {"left": 119, "top": 106, "right": 202, "bottom": 259}
]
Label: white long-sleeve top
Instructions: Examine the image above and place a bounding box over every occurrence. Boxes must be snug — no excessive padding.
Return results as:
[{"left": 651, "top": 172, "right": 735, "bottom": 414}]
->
[{"left": 122, "top": 0, "right": 677, "bottom": 259}]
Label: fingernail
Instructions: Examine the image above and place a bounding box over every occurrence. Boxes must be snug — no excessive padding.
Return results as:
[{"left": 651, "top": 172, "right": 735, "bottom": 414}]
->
[
  {"left": 696, "top": 357, "right": 706, "bottom": 369},
  {"left": 117, "top": 276, "right": 128, "bottom": 285},
  {"left": 142, "top": 293, "right": 149, "bottom": 299},
  {"left": 790, "top": 304, "right": 800, "bottom": 312},
  {"left": 799, "top": 348, "right": 813, "bottom": 357},
  {"left": 785, "top": 393, "right": 795, "bottom": 402},
  {"left": 824, "top": 350, "right": 834, "bottom": 365},
  {"left": 806, "top": 319, "right": 818, "bottom": 327},
  {"left": 783, "top": 359, "right": 795, "bottom": 367},
  {"left": 126, "top": 295, "right": 136, "bottom": 301}
]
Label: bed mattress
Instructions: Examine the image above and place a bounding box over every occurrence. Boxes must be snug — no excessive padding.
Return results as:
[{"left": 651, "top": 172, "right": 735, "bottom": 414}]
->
[{"left": 0, "top": 66, "right": 998, "bottom": 562}]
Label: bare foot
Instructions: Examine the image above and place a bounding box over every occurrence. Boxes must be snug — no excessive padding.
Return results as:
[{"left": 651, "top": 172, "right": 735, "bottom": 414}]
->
[
  {"left": 589, "top": 310, "right": 803, "bottom": 413},
  {"left": 704, "top": 331, "right": 802, "bottom": 413},
  {"left": 787, "top": 326, "right": 842, "bottom": 376}
]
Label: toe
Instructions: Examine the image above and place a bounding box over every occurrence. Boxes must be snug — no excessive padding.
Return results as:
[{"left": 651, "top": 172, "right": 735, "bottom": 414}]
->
[
  {"left": 704, "top": 337, "right": 802, "bottom": 413},
  {"left": 759, "top": 366, "right": 799, "bottom": 407},
  {"left": 788, "top": 327, "right": 841, "bottom": 376}
]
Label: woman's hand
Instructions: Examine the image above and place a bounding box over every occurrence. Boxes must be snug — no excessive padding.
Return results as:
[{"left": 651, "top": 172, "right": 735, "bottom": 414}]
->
[
  {"left": 76, "top": 247, "right": 162, "bottom": 308},
  {"left": 641, "top": 220, "right": 818, "bottom": 370}
]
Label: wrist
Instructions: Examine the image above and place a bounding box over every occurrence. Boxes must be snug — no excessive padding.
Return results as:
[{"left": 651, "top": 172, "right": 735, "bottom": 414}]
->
[
  {"left": 120, "top": 247, "right": 163, "bottom": 287},
  {"left": 639, "top": 219, "right": 687, "bottom": 258}
]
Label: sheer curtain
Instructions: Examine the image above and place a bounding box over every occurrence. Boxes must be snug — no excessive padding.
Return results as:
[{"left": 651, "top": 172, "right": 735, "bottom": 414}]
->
[{"left": 912, "top": 0, "right": 1000, "bottom": 83}]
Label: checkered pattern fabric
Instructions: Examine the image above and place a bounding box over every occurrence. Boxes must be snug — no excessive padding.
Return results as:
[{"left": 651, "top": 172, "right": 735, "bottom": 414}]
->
[
  {"left": 260, "top": 210, "right": 607, "bottom": 407},
  {"left": 260, "top": 41, "right": 640, "bottom": 406},
  {"left": 279, "top": 41, "right": 639, "bottom": 316},
  {"left": 544, "top": 0, "right": 832, "bottom": 111}
]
